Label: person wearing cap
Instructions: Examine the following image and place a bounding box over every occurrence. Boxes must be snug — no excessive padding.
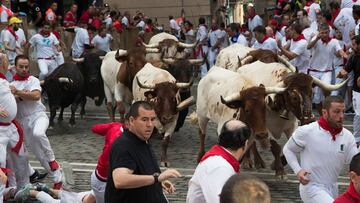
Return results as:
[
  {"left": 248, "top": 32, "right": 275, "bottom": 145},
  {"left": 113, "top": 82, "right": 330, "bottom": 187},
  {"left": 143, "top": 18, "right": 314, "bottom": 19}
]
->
[{"left": 2, "top": 16, "right": 22, "bottom": 65}]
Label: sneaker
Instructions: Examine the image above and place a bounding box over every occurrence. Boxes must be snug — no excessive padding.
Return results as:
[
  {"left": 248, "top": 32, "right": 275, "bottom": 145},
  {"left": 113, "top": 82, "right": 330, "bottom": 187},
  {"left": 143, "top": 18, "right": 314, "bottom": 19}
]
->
[
  {"left": 33, "top": 182, "right": 49, "bottom": 193},
  {"left": 14, "top": 183, "right": 33, "bottom": 203},
  {"left": 29, "top": 169, "right": 48, "bottom": 183}
]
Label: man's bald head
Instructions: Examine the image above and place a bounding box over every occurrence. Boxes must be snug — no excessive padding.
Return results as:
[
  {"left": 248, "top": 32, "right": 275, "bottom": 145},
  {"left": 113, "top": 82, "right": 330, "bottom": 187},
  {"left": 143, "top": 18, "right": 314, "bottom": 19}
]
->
[{"left": 219, "top": 120, "right": 251, "bottom": 151}]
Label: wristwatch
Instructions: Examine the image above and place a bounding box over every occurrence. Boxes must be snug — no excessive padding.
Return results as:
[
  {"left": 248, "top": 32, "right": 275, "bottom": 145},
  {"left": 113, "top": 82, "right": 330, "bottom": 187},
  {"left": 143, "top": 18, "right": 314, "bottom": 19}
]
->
[{"left": 153, "top": 173, "right": 160, "bottom": 183}]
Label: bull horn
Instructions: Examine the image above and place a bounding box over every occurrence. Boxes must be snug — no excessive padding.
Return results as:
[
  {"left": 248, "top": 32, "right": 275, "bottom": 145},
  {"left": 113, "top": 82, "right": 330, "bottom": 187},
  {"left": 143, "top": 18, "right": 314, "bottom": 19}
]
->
[
  {"left": 188, "top": 58, "right": 205, "bottom": 65},
  {"left": 237, "top": 55, "right": 242, "bottom": 67},
  {"left": 312, "top": 76, "right": 349, "bottom": 91},
  {"left": 178, "top": 41, "right": 197, "bottom": 48},
  {"left": 220, "top": 93, "right": 241, "bottom": 105},
  {"left": 145, "top": 48, "right": 160, "bottom": 53},
  {"left": 177, "top": 96, "right": 195, "bottom": 111},
  {"left": 176, "top": 81, "right": 192, "bottom": 89},
  {"left": 136, "top": 77, "right": 155, "bottom": 89},
  {"left": 72, "top": 57, "right": 84, "bottom": 63},
  {"left": 240, "top": 55, "right": 253, "bottom": 66},
  {"left": 40, "top": 80, "right": 45, "bottom": 85},
  {"left": 278, "top": 55, "right": 296, "bottom": 72},
  {"left": 142, "top": 42, "right": 159, "bottom": 48},
  {"left": 99, "top": 56, "right": 105, "bottom": 60},
  {"left": 58, "top": 77, "right": 71, "bottom": 83},
  {"left": 265, "top": 87, "right": 287, "bottom": 94},
  {"left": 115, "top": 49, "right": 128, "bottom": 58},
  {"left": 162, "top": 58, "right": 176, "bottom": 65}
]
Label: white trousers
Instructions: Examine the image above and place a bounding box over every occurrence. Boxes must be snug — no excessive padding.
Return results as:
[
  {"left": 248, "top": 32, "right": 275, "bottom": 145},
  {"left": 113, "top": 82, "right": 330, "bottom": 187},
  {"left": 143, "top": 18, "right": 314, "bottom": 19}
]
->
[
  {"left": 36, "top": 191, "right": 60, "bottom": 203},
  {"left": 19, "top": 112, "right": 61, "bottom": 183},
  {"left": 197, "top": 46, "right": 209, "bottom": 78},
  {"left": 309, "top": 71, "right": 332, "bottom": 104},
  {"left": 353, "top": 91, "right": 360, "bottom": 142},
  {"left": 38, "top": 59, "right": 58, "bottom": 80},
  {"left": 90, "top": 170, "right": 106, "bottom": 203},
  {"left": 207, "top": 48, "right": 218, "bottom": 68},
  {"left": 55, "top": 52, "right": 64, "bottom": 66},
  {"left": 300, "top": 183, "right": 337, "bottom": 203},
  {"left": 0, "top": 123, "right": 30, "bottom": 189}
]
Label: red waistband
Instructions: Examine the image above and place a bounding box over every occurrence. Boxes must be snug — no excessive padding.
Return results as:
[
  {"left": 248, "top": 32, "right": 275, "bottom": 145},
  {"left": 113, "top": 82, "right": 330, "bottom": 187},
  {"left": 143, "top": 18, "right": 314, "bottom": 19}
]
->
[{"left": 0, "top": 122, "right": 11, "bottom": 126}]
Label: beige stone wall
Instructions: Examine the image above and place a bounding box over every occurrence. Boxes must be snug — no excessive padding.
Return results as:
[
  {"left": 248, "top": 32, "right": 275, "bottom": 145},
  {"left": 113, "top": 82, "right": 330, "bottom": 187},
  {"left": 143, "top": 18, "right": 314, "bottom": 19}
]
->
[{"left": 104, "top": 0, "right": 211, "bottom": 28}]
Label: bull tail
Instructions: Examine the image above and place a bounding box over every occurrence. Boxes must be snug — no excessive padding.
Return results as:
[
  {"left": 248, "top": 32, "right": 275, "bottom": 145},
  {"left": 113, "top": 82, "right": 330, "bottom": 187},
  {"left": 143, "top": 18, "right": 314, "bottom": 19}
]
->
[{"left": 188, "top": 111, "right": 198, "bottom": 124}]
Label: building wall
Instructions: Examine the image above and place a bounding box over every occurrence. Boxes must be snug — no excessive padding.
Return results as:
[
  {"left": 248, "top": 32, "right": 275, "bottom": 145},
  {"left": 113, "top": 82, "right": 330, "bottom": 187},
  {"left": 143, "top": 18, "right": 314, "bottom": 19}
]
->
[{"left": 104, "top": 0, "right": 211, "bottom": 28}]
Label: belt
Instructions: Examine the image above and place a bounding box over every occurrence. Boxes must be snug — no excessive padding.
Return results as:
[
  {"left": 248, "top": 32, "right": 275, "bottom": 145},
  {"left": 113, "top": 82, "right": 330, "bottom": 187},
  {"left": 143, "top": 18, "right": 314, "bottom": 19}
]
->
[
  {"left": 0, "top": 122, "right": 11, "bottom": 126},
  {"left": 307, "top": 68, "right": 332, "bottom": 74},
  {"left": 38, "top": 57, "right": 55, "bottom": 60},
  {"left": 95, "top": 170, "right": 107, "bottom": 182}
]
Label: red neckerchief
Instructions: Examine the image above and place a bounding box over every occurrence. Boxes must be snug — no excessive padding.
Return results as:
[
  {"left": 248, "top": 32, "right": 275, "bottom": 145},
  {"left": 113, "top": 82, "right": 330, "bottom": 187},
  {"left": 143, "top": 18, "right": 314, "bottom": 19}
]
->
[
  {"left": 259, "top": 35, "right": 269, "bottom": 43},
  {"left": 347, "top": 181, "right": 360, "bottom": 201},
  {"left": 211, "top": 26, "right": 218, "bottom": 31},
  {"left": 286, "top": 36, "right": 290, "bottom": 41},
  {"left": 200, "top": 144, "right": 240, "bottom": 173},
  {"left": 318, "top": 116, "right": 342, "bottom": 141},
  {"left": 353, "top": 0, "right": 357, "bottom": 3},
  {"left": 13, "top": 73, "right": 30, "bottom": 81},
  {"left": 322, "top": 36, "right": 332, "bottom": 44},
  {"left": 40, "top": 30, "right": 50, "bottom": 37},
  {"left": 248, "top": 13, "right": 256, "bottom": 20},
  {"left": 305, "top": 1, "right": 313, "bottom": 6},
  {"left": 0, "top": 72, "right": 6, "bottom": 80},
  {"left": 332, "top": 8, "right": 341, "bottom": 23},
  {"left": 293, "top": 34, "right": 305, "bottom": 42},
  {"left": 6, "top": 26, "right": 18, "bottom": 40}
]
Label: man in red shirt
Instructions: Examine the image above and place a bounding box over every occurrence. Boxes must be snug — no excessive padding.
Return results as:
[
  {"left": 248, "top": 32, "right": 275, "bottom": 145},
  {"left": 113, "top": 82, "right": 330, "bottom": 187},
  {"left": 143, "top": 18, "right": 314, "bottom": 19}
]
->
[
  {"left": 63, "top": 3, "right": 77, "bottom": 27},
  {"left": 79, "top": 5, "right": 95, "bottom": 25},
  {"left": 334, "top": 153, "right": 360, "bottom": 203}
]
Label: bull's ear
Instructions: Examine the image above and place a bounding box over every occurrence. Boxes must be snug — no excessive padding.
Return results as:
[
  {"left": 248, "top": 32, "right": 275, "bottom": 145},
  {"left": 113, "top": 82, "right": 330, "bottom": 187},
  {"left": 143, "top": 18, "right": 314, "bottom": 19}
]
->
[{"left": 144, "top": 91, "right": 157, "bottom": 99}]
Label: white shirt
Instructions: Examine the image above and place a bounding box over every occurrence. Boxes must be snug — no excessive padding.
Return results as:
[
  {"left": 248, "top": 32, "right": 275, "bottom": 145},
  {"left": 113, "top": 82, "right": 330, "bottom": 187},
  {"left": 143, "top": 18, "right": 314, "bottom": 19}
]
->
[
  {"left": 0, "top": 5, "right": 11, "bottom": 23},
  {"left": 104, "top": 17, "right": 112, "bottom": 27},
  {"left": 334, "top": 8, "right": 355, "bottom": 45},
  {"left": 341, "top": 0, "right": 360, "bottom": 8},
  {"left": 230, "top": 33, "right": 248, "bottom": 46},
  {"left": 91, "top": 34, "right": 112, "bottom": 52},
  {"left": 248, "top": 15, "right": 263, "bottom": 32},
  {"left": 219, "top": 30, "right": 229, "bottom": 48},
  {"left": 283, "top": 121, "right": 358, "bottom": 185},
  {"left": 136, "top": 20, "right": 145, "bottom": 30},
  {"left": 71, "top": 27, "right": 90, "bottom": 58},
  {"left": 309, "top": 38, "right": 342, "bottom": 71},
  {"left": 196, "top": 25, "right": 208, "bottom": 45},
  {"left": 252, "top": 37, "right": 278, "bottom": 53},
  {"left": 208, "top": 29, "right": 222, "bottom": 47},
  {"left": 10, "top": 76, "right": 46, "bottom": 118},
  {"left": 356, "top": 20, "right": 360, "bottom": 36},
  {"left": 0, "top": 78, "right": 17, "bottom": 123},
  {"left": 16, "top": 28, "right": 26, "bottom": 47},
  {"left": 3, "top": 29, "right": 19, "bottom": 63},
  {"left": 308, "top": 3, "right": 321, "bottom": 23},
  {"left": 302, "top": 27, "right": 316, "bottom": 42},
  {"left": 289, "top": 38, "right": 310, "bottom": 73},
  {"left": 169, "top": 19, "right": 180, "bottom": 31},
  {"left": 121, "top": 17, "right": 129, "bottom": 27},
  {"left": 186, "top": 156, "right": 236, "bottom": 203},
  {"left": 29, "top": 33, "right": 59, "bottom": 58}
]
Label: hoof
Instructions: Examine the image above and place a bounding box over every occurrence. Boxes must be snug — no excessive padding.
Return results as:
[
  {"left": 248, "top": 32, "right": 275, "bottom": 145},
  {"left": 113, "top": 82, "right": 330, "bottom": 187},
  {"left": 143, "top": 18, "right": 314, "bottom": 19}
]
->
[
  {"left": 160, "top": 161, "right": 170, "bottom": 168},
  {"left": 242, "top": 162, "right": 253, "bottom": 169},
  {"left": 275, "top": 171, "right": 287, "bottom": 181},
  {"left": 48, "top": 126, "right": 54, "bottom": 130},
  {"left": 68, "top": 123, "right": 75, "bottom": 128},
  {"left": 80, "top": 115, "right": 86, "bottom": 119},
  {"left": 57, "top": 117, "right": 63, "bottom": 122}
]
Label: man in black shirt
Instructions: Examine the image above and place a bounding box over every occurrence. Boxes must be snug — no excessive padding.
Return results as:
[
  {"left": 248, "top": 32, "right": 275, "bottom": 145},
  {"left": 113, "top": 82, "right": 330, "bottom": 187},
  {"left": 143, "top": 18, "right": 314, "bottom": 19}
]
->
[
  {"left": 338, "top": 35, "right": 360, "bottom": 145},
  {"left": 105, "top": 101, "right": 181, "bottom": 203}
]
